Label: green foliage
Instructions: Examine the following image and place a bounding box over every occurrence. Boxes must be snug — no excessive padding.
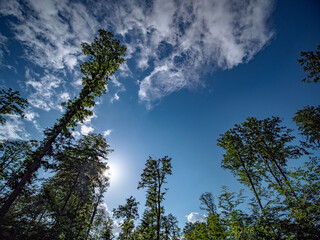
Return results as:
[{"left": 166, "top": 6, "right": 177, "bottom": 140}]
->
[
  {"left": 113, "top": 196, "right": 139, "bottom": 240},
  {"left": 293, "top": 105, "right": 320, "bottom": 148},
  {"left": 0, "top": 88, "right": 28, "bottom": 124},
  {"left": 0, "top": 140, "right": 38, "bottom": 202},
  {"left": 298, "top": 45, "right": 320, "bottom": 83},
  {"left": 101, "top": 216, "right": 115, "bottom": 240},
  {"left": 0, "top": 29, "right": 126, "bottom": 220},
  {"left": 184, "top": 214, "right": 226, "bottom": 240},
  {"left": 217, "top": 122, "right": 265, "bottom": 213},
  {"left": 61, "top": 29, "right": 126, "bottom": 130},
  {"left": 161, "top": 214, "right": 180, "bottom": 239},
  {"left": 199, "top": 192, "right": 216, "bottom": 215},
  {"left": 215, "top": 115, "right": 320, "bottom": 239},
  {"left": 136, "top": 156, "right": 173, "bottom": 240},
  {"left": 217, "top": 116, "right": 303, "bottom": 217},
  {"left": 1, "top": 133, "right": 112, "bottom": 239}
]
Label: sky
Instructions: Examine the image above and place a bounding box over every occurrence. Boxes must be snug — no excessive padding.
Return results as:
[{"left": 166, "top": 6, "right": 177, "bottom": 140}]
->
[{"left": 0, "top": 0, "right": 320, "bottom": 228}]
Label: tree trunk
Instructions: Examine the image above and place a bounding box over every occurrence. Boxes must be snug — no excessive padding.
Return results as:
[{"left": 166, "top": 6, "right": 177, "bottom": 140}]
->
[
  {"left": 261, "top": 140, "right": 299, "bottom": 201},
  {"left": 156, "top": 166, "right": 161, "bottom": 240},
  {"left": 0, "top": 88, "right": 89, "bottom": 222},
  {"left": 236, "top": 151, "right": 264, "bottom": 213},
  {"left": 86, "top": 196, "right": 101, "bottom": 239},
  {"left": 61, "top": 169, "right": 82, "bottom": 212}
]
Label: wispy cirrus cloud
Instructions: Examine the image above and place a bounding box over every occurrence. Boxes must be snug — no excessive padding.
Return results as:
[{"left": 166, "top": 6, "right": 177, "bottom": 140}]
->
[
  {"left": 0, "top": 115, "right": 29, "bottom": 141},
  {"left": 0, "top": 0, "right": 274, "bottom": 110},
  {"left": 0, "top": 0, "right": 100, "bottom": 112},
  {"left": 0, "top": 33, "right": 8, "bottom": 63},
  {"left": 106, "top": 0, "right": 274, "bottom": 107}
]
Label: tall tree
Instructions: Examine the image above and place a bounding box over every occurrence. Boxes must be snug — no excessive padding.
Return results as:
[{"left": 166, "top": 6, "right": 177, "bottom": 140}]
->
[
  {"left": 0, "top": 88, "right": 28, "bottom": 124},
  {"left": 113, "top": 196, "right": 139, "bottom": 240},
  {"left": 298, "top": 45, "right": 320, "bottom": 84},
  {"left": 0, "top": 29, "right": 126, "bottom": 220},
  {"left": 0, "top": 140, "right": 38, "bottom": 202},
  {"left": 137, "top": 156, "right": 172, "bottom": 240},
  {"left": 294, "top": 44, "right": 320, "bottom": 149},
  {"left": 217, "top": 128, "right": 265, "bottom": 214},
  {"left": 161, "top": 213, "right": 180, "bottom": 240},
  {"left": 242, "top": 117, "right": 301, "bottom": 203},
  {"left": 199, "top": 192, "right": 216, "bottom": 215},
  {"left": 294, "top": 105, "right": 320, "bottom": 149},
  {"left": 1, "top": 133, "right": 111, "bottom": 239},
  {"left": 100, "top": 216, "right": 115, "bottom": 240}
]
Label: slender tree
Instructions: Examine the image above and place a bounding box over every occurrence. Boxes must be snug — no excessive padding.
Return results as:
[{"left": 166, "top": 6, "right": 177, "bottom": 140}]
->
[
  {"left": 161, "top": 213, "right": 180, "bottom": 240},
  {"left": 0, "top": 29, "right": 126, "bottom": 220},
  {"left": 217, "top": 129, "right": 265, "bottom": 214},
  {"left": 1, "top": 133, "right": 111, "bottom": 239},
  {"left": 113, "top": 196, "right": 139, "bottom": 240},
  {"left": 137, "top": 156, "right": 172, "bottom": 240},
  {"left": 242, "top": 117, "right": 302, "bottom": 203},
  {"left": 199, "top": 192, "right": 216, "bottom": 215}
]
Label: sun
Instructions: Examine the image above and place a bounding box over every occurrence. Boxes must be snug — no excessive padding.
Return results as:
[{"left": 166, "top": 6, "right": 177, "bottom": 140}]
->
[{"left": 104, "top": 160, "right": 124, "bottom": 185}]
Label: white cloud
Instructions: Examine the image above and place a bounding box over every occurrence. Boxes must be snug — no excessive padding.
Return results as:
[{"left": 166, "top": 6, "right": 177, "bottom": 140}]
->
[
  {"left": 106, "top": 0, "right": 274, "bottom": 107},
  {"left": 24, "top": 110, "right": 42, "bottom": 132},
  {"left": 186, "top": 212, "right": 206, "bottom": 223},
  {"left": 24, "top": 110, "right": 39, "bottom": 122},
  {"left": 81, "top": 125, "right": 94, "bottom": 135},
  {"left": 110, "top": 93, "right": 120, "bottom": 103},
  {"left": 83, "top": 112, "right": 97, "bottom": 124},
  {"left": 25, "top": 69, "right": 65, "bottom": 111},
  {"left": 72, "top": 131, "right": 81, "bottom": 138},
  {"left": 0, "top": 0, "right": 99, "bottom": 112},
  {"left": 99, "top": 202, "right": 112, "bottom": 217},
  {"left": 0, "top": 33, "right": 7, "bottom": 62},
  {"left": 0, "top": 115, "right": 29, "bottom": 141},
  {"left": 103, "top": 129, "right": 112, "bottom": 137},
  {"left": 99, "top": 202, "right": 121, "bottom": 236},
  {"left": 0, "top": 0, "right": 274, "bottom": 109}
]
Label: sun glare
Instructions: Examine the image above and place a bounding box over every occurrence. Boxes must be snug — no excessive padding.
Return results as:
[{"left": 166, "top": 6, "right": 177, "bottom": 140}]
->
[{"left": 104, "top": 160, "right": 125, "bottom": 185}]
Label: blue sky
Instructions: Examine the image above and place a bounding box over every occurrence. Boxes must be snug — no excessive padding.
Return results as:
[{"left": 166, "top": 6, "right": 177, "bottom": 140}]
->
[{"left": 0, "top": 0, "right": 319, "bottom": 228}]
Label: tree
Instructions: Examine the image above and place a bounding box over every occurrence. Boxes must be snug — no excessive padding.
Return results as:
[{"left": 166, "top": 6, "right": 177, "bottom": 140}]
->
[
  {"left": 289, "top": 158, "right": 320, "bottom": 239},
  {"left": 100, "top": 216, "right": 115, "bottom": 240},
  {"left": 183, "top": 215, "right": 226, "bottom": 240},
  {"left": 199, "top": 192, "right": 216, "bottom": 215},
  {"left": 137, "top": 156, "right": 172, "bottom": 240},
  {"left": 217, "top": 127, "right": 265, "bottom": 214},
  {"left": 294, "top": 44, "right": 320, "bottom": 148},
  {"left": 161, "top": 213, "right": 180, "bottom": 240},
  {"left": 1, "top": 133, "right": 111, "bottom": 239},
  {"left": 184, "top": 192, "right": 225, "bottom": 240},
  {"left": 0, "top": 88, "right": 28, "bottom": 124},
  {"left": 294, "top": 105, "right": 320, "bottom": 149},
  {"left": 0, "top": 29, "right": 126, "bottom": 220},
  {"left": 218, "top": 117, "right": 303, "bottom": 211},
  {"left": 0, "top": 140, "right": 38, "bottom": 202},
  {"left": 113, "top": 196, "right": 139, "bottom": 240},
  {"left": 218, "top": 187, "right": 251, "bottom": 240},
  {"left": 298, "top": 45, "right": 320, "bottom": 83}
]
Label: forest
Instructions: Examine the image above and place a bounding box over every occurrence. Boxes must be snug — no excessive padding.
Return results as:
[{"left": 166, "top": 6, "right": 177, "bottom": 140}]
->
[{"left": 0, "top": 30, "right": 319, "bottom": 239}]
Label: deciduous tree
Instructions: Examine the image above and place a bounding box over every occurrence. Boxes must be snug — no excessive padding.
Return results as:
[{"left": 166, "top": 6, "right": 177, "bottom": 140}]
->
[
  {"left": 0, "top": 29, "right": 126, "bottom": 220},
  {"left": 137, "top": 156, "right": 172, "bottom": 240}
]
